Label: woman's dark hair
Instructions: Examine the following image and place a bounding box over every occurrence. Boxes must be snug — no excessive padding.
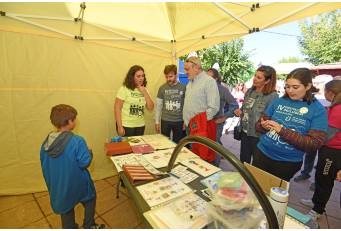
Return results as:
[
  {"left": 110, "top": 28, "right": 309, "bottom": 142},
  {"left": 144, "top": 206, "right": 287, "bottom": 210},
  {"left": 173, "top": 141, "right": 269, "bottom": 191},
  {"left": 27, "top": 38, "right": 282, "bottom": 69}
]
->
[
  {"left": 207, "top": 68, "right": 222, "bottom": 83},
  {"left": 253, "top": 65, "right": 277, "bottom": 94},
  {"left": 123, "top": 65, "right": 147, "bottom": 90},
  {"left": 325, "top": 80, "right": 341, "bottom": 107},
  {"left": 50, "top": 104, "right": 77, "bottom": 128},
  {"left": 284, "top": 68, "right": 318, "bottom": 104}
]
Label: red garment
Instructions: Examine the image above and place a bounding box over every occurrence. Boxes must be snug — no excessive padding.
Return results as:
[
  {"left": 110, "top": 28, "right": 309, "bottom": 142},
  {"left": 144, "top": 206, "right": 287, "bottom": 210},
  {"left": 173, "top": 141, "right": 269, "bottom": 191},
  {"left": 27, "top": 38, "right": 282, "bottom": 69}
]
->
[
  {"left": 326, "top": 104, "right": 341, "bottom": 149},
  {"left": 189, "top": 112, "right": 217, "bottom": 162}
]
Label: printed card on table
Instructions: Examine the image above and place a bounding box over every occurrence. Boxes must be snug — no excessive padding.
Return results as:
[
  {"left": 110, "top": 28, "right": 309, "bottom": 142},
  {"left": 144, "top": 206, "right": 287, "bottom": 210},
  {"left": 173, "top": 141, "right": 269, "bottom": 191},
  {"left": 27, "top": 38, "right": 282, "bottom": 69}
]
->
[
  {"left": 142, "top": 134, "right": 176, "bottom": 150},
  {"left": 110, "top": 153, "right": 162, "bottom": 175},
  {"left": 143, "top": 147, "right": 199, "bottom": 169},
  {"left": 171, "top": 165, "right": 199, "bottom": 184},
  {"left": 181, "top": 158, "right": 220, "bottom": 177},
  {"left": 126, "top": 136, "right": 146, "bottom": 145},
  {"left": 136, "top": 176, "right": 192, "bottom": 208},
  {"left": 110, "top": 153, "right": 143, "bottom": 172},
  {"left": 144, "top": 192, "right": 209, "bottom": 229}
]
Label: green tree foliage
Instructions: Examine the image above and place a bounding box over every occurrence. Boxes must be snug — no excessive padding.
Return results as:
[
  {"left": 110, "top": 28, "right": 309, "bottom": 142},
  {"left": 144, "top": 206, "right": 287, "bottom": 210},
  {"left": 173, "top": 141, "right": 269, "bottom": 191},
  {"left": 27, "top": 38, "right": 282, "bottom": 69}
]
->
[
  {"left": 278, "top": 56, "right": 304, "bottom": 63},
  {"left": 198, "top": 39, "right": 254, "bottom": 86},
  {"left": 298, "top": 10, "right": 341, "bottom": 65},
  {"left": 180, "top": 39, "right": 254, "bottom": 86}
]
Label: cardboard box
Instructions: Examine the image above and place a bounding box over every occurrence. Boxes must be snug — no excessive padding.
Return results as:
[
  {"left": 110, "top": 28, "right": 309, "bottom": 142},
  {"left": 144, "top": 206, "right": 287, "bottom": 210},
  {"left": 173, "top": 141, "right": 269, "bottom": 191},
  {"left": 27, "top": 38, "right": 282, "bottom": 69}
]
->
[{"left": 244, "top": 162, "right": 289, "bottom": 195}]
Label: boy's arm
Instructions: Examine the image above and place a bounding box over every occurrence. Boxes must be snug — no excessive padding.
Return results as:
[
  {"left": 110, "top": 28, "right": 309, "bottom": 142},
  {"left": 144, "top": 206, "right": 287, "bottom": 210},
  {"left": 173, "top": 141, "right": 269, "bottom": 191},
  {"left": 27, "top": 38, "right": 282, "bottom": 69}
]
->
[{"left": 77, "top": 138, "right": 92, "bottom": 169}]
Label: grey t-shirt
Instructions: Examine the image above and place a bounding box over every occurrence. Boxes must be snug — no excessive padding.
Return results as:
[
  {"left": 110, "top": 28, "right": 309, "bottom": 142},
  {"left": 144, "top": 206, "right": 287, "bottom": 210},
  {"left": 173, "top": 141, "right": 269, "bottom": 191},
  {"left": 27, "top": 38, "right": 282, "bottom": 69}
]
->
[{"left": 156, "top": 82, "right": 186, "bottom": 122}]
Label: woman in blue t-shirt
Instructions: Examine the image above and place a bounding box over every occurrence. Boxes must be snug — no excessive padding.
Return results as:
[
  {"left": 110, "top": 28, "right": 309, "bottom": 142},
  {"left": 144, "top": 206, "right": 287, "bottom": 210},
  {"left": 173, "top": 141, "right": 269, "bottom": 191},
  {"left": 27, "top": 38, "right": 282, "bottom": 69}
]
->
[{"left": 253, "top": 68, "right": 328, "bottom": 181}]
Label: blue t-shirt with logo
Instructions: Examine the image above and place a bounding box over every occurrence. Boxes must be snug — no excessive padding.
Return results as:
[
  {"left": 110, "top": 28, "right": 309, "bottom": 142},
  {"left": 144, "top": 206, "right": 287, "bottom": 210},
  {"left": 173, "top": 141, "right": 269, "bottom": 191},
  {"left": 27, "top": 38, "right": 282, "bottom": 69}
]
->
[{"left": 257, "top": 97, "right": 328, "bottom": 162}]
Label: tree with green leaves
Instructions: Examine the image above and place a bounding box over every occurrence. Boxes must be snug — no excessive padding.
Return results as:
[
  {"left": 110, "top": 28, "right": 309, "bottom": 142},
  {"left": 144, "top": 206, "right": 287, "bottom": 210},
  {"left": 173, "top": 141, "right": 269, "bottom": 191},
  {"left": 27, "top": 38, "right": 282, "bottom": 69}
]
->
[
  {"left": 181, "top": 39, "right": 254, "bottom": 86},
  {"left": 278, "top": 56, "right": 304, "bottom": 63},
  {"left": 298, "top": 10, "right": 341, "bottom": 65}
]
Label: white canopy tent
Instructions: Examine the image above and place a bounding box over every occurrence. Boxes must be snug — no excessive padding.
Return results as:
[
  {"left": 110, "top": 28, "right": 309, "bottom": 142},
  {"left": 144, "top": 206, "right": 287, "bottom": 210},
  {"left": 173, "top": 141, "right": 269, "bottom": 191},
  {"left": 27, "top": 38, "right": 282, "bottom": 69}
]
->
[{"left": 1, "top": 2, "right": 340, "bottom": 194}]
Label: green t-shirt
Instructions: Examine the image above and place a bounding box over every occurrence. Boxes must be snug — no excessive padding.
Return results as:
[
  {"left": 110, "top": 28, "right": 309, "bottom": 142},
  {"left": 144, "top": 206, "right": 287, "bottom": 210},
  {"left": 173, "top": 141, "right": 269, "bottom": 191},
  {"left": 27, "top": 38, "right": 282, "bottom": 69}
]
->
[{"left": 117, "top": 86, "right": 146, "bottom": 127}]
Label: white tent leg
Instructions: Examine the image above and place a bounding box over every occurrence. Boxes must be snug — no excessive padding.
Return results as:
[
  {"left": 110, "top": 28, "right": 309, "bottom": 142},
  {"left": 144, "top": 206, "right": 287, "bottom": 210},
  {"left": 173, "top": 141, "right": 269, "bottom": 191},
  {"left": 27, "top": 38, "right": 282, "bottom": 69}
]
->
[{"left": 6, "top": 13, "right": 74, "bottom": 38}]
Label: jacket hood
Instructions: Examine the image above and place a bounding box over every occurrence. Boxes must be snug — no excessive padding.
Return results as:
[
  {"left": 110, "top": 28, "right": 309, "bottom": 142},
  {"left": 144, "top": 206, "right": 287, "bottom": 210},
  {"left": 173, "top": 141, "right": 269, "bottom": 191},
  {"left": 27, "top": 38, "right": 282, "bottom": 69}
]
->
[{"left": 43, "top": 131, "right": 73, "bottom": 157}]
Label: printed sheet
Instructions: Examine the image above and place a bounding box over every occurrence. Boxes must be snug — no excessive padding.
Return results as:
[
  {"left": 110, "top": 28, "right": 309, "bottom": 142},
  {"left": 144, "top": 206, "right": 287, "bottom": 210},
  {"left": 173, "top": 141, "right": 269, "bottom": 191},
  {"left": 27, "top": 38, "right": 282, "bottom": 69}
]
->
[
  {"left": 136, "top": 176, "right": 192, "bottom": 208},
  {"left": 143, "top": 147, "right": 199, "bottom": 169},
  {"left": 181, "top": 158, "right": 220, "bottom": 177},
  {"left": 144, "top": 192, "right": 209, "bottom": 228}
]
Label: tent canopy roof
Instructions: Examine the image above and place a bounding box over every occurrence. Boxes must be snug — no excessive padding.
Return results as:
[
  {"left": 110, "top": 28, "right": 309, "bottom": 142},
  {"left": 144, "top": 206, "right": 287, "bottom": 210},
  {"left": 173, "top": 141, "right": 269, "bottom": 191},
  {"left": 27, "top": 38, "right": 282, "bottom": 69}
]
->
[{"left": 1, "top": 2, "right": 341, "bottom": 58}]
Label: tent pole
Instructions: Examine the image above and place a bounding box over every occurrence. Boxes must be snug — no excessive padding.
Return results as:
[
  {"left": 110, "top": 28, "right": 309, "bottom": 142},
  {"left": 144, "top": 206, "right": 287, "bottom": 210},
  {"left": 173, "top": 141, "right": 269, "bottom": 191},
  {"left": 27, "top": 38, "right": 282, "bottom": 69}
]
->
[
  {"left": 76, "top": 2, "right": 86, "bottom": 39},
  {"left": 3, "top": 13, "right": 74, "bottom": 21},
  {"left": 171, "top": 40, "right": 177, "bottom": 64},
  {"left": 213, "top": 2, "right": 251, "bottom": 30},
  {"left": 5, "top": 13, "right": 74, "bottom": 38}
]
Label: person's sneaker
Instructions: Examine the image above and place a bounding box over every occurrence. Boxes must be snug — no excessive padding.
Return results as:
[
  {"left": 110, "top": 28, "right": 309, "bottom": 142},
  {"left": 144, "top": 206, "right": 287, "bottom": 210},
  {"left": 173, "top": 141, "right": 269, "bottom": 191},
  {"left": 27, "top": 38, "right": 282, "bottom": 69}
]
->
[
  {"left": 90, "top": 224, "right": 105, "bottom": 229},
  {"left": 307, "top": 209, "right": 322, "bottom": 222},
  {"left": 294, "top": 174, "right": 310, "bottom": 182},
  {"left": 300, "top": 198, "right": 314, "bottom": 208},
  {"left": 309, "top": 182, "right": 315, "bottom": 191}
]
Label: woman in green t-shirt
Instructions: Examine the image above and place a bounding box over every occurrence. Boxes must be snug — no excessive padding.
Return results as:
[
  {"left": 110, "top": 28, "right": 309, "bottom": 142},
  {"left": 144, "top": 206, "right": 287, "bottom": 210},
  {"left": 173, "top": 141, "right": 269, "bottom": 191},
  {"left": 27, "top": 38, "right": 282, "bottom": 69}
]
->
[{"left": 114, "top": 65, "right": 154, "bottom": 136}]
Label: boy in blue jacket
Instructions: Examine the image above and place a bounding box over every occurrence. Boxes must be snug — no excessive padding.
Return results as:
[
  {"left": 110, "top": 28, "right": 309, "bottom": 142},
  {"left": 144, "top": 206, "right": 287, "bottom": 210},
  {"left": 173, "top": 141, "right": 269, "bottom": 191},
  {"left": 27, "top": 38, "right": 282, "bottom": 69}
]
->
[{"left": 40, "top": 104, "right": 104, "bottom": 229}]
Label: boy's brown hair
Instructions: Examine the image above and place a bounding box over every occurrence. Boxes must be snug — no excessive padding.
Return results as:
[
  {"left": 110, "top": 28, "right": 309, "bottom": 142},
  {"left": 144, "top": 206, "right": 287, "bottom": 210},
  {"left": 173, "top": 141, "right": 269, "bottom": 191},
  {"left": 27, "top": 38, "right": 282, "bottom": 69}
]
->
[
  {"left": 50, "top": 104, "right": 77, "bottom": 128},
  {"left": 164, "top": 64, "right": 177, "bottom": 75}
]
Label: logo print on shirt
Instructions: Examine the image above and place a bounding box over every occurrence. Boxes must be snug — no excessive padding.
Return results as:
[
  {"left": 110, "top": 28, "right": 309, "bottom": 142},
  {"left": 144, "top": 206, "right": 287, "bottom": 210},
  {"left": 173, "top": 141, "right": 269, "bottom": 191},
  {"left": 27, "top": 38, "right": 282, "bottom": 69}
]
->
[
  {"left": 129, "top": 104, "right": 144, "bottom": 117},
  {"left": 165, "top": 100, "right": 181, "bottom": 112},
  {"left": 299, "top": 107, "right": 308, "bottom": 114}
]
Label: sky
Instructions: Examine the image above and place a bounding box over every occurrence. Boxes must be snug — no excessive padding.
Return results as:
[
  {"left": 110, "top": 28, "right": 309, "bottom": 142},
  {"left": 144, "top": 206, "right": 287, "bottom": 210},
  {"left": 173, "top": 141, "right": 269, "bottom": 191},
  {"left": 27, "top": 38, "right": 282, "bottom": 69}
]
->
[{"left": 242, "top": 21, "right": 305, "bottom": 67}]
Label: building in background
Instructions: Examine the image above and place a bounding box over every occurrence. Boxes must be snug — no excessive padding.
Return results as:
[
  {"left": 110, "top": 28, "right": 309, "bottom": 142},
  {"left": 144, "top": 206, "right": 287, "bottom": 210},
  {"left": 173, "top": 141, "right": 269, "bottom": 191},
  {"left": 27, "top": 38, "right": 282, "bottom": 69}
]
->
[{"left": 310, "top": 62, "right": 341, "bottom": 77}]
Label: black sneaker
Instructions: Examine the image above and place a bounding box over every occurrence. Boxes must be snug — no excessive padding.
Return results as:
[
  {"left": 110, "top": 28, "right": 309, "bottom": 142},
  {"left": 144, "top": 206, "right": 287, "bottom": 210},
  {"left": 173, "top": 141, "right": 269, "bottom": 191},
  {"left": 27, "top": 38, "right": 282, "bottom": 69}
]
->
[{"left": 90, "top": 224, "right": 105, "bottom": 229}]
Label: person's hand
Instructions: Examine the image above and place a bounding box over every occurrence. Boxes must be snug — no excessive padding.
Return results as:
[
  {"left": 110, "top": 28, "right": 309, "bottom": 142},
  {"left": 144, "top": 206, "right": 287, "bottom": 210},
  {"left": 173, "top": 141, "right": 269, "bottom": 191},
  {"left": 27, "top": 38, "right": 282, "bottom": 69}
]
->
[
  {"left": 262, "top": 119, "right": 283, "bottom": 133},
  {"left": 260, "top": 117, "right": 270, "bottom": 130},
  {"left": 117, "top": 126, "right": 125, "bottom": 136},
  {"left": 155, "top": 123, "right": 160, "bottom": 133},
  {"left": 234, "top": 108, "right": 242, "bottom": 117},
  {"left": 336, "top": 170, "right": 341, "bottom": 182},
  {"left": 215, "top": 116, "right": 227, "bottom": 124}
]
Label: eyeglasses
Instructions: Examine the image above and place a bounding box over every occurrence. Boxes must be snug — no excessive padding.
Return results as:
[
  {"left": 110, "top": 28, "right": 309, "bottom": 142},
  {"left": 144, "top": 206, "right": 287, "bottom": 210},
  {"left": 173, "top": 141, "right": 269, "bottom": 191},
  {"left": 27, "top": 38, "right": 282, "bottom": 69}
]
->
[{"left": 185, "top": 58, "right": 200, "bottom": 66}]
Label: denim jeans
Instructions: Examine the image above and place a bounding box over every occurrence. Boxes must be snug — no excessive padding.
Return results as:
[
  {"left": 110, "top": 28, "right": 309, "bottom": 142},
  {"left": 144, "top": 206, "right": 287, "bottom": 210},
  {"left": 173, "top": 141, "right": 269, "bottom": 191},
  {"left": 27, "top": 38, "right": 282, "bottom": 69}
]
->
[
  {"left": 60, "top": 197, "right": 96, "bottom": 229},
  {"left": 213, "top": 122, "right": 224, "bottom": 167},
  {"left": 161, "top": 120, "right": 186, "bottom": 144},
  {"left": 300, "top": 151, "right": 318, "bottom": 177}
]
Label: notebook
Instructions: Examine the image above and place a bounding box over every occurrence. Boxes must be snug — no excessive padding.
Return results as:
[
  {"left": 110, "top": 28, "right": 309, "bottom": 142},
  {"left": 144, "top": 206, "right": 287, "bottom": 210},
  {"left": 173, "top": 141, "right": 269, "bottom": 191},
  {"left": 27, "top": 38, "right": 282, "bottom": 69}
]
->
[{"left": 105, "top": 141, "right": 132, "bottom": 156}]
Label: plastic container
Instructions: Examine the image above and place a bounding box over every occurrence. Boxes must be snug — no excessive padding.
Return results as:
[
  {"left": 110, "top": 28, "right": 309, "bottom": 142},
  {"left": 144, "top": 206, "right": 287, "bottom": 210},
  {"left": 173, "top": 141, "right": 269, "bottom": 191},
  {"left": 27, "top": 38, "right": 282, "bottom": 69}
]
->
[{"left": 269, "top": 187, "right": 289, "bottom": 228}]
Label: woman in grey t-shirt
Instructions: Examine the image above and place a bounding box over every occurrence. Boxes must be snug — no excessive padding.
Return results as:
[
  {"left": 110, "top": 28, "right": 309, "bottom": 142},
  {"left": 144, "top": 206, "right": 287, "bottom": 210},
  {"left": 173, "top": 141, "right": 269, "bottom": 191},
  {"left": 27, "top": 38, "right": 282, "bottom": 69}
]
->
[{"left": 234, "top": 65, "right": 278, "bottom": 164}]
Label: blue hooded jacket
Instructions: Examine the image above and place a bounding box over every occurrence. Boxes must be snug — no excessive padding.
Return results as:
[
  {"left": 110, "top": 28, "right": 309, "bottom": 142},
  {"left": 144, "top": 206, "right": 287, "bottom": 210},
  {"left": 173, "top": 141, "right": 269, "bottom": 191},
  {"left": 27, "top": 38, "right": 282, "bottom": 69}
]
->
[{"left": 40, "top": 131, "right": 96, "bottom": 214}]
